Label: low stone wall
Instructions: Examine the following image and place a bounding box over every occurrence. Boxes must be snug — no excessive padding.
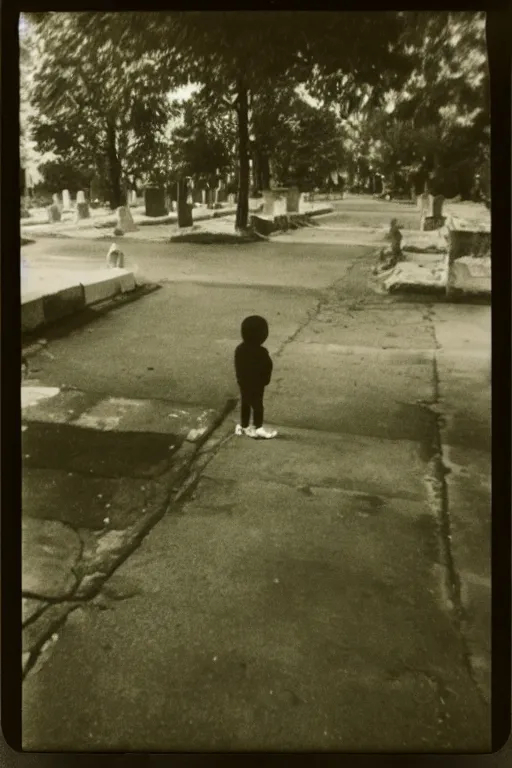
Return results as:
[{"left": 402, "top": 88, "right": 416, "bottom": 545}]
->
[
  {"left": 22, "top": 270, "right": 138, "bottom": 334},
  {"left": 444, "top": 216, "right": 491, "bottom": 298}
]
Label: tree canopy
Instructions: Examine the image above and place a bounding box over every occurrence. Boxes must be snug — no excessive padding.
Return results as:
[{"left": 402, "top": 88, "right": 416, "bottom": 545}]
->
[{"left": 25, "top": 12, "right": 177, "bottom": 206}]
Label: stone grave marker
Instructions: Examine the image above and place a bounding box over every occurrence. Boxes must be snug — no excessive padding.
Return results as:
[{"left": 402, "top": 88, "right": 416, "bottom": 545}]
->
[
  {"left": 115, "top": 206, "right": 138, "bottom": 233},
  {"left": 62, "top": 190, "right": 71, "bottom": 210},
  {"left": 262, "top": 190, "right": 275, "bottom": 217},
  {"left": 286, "top": 186, "right": 300, "bottom": 214},
  {"left": 273, "top": 191, "right": 287, "bottom": 218},
  {"left": 75, "top": 191, "right": 90, "bottom": 219},
  {"left": 144, "top": 186, "right": 167, "bottom": 217},
  {"left": 47, "top": 203, "right": 61, "bottom": 223}
]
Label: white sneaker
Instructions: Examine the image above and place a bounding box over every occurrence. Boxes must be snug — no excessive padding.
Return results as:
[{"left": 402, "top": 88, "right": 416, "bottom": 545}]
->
[
  {"left": 253, "top": 426, "right": 277, "bottom": 439},
  {"left": 235, "top": 424, "right": 256, "bottom": 436}
]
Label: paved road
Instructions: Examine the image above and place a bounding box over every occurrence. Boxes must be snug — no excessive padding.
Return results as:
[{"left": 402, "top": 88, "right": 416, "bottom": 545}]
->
[{"left": 21, "top": 201, "right": 491, "bottom": 751}]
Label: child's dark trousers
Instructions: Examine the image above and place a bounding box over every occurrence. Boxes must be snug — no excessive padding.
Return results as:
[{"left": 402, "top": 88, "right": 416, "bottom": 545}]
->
[{"left": 240, "top": 385, "right": 264, "bottom": 429}]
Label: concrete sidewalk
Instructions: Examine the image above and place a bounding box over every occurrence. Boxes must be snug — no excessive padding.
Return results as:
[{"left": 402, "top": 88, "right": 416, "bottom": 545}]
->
[{"left": 22, "top": 252, "right": 490, "bottom": 751}]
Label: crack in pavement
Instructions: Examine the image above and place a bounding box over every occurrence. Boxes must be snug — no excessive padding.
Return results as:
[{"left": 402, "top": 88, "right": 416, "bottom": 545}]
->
[
  {"left": 421, "top": 307, "right": 487, "bottom": 706},
  {"left": 22, "top": 398, "right": 237, "bottom": 681}
]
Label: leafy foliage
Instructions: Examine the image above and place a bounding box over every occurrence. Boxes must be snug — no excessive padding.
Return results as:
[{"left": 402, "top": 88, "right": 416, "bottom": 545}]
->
[
  {"left": 111, "top": 11, "right": 412, "bottom": 228},
  {"left": 25, "top": 12, "right": 177, "bottom": 206},
  {"left": 367, "top": 12, "right": 489, "bottom": 198}
]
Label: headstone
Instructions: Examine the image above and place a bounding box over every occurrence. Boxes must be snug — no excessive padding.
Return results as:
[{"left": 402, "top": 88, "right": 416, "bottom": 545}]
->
[
  {"left": 273, "top": 192, "right": 287, "bottom": 218},
  {"left": 47, "top": 203, "right": 61, "bottom": 223},
  {"left": 262, "top": 189, "right": 276, "bottom": 218},
  {"left": 62, "top": 190, "right": 71, "bottom": 210},
  {"left": 228, "top": 193, "right": 235, "bottom": 205},
  {"left": 432, "top": 195, "right": 444, "bottom": 218},
  {"left": 115, "top": 206, "right": 138, "bottom": 233},
  {"left": 75, "top": 202, "right": 90, "bottom": 220},
  {"left": 144, "top": 186, "right": 167, "bottom": 217},
  {"left": 52, "top": 193, "right": 61, "bottom": 208},
  {"left": 186, "top": 193, "right": 193, "bottom": 205},
  {"left": 286, "top": 186, "right": 300, "bottom": 214},
  {"left": 418, "top": 192, "right": 429, "bottom": 213},
  {"left": 262, "top": 190, "right": 275, "bottom": 217},
  {"left": 106, "top": 243, "right": 125, "bottom": 269},
  {"left": 76, "top": 190, "right": 86, "bottom": 204},
  {"left": 129, "top": 190, "right": 138, "bottom": 206},
  {"left": 201, "top": 189, "right": 206, "bottom": 205}
]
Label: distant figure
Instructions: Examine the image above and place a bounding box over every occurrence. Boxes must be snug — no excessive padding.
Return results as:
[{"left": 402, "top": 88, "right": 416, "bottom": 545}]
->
[
  {"left": 106, "top": 242, "right": 124, "bottom": 269},
  {"left": 234, "top": 315, "right": 277, "bottom": 439}
]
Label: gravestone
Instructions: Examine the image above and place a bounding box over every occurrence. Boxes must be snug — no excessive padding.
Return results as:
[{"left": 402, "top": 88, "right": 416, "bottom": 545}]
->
[
  {"left": 75, "top": 195, "right": 90, "bottom": 220},
  {"left": 262, "top": 190, "right": 275, "bottom": 217},
  {"left": 115, "top": 206, "right": 138, "bottom": 233},
  {"left": 47, "top": 203, "right": 61, "bottom": 223},
  {"left": 418, "top": 192, "right": 429, "bottom": 213},
  {"left": 201, "top": 189, "right": 207, "bottom": 205},
  {"left": 228, "top": 193, "right": 235, "bottom": 205},
  {"left": 62, "top": 190, "right": 71, "bottom": 210},
  {"left": 129, "top": 190, "right": 138, "bottom": 206},
  {"left": 286, "top": 186, "right": 300, "bottom": 214},
  {"left": 273, "top": 190, "right": 287, "bottom": 218},
  {"left": 52, "top": 193, "right": 61, "bottom": 208},
  {"left": 144, "top": 186, "right": 166, "bottom": 217}
]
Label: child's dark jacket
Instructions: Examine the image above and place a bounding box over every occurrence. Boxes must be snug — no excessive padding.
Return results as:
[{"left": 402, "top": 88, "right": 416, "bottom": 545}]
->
[
  {"left": 235, "top": 342, "right": 273, "bottom": 389},
  {"left": 234, "top": 314, "right": 273, "bottom": 389}
]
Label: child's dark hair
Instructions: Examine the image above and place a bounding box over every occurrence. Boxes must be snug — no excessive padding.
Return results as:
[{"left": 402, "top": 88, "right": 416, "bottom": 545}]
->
[{"left": 241, "top": 315, "right": 268, "bottom": 345}]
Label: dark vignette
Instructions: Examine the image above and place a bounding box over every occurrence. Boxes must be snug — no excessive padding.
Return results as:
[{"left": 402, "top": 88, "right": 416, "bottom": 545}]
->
[{"left": 2, "top": 0, "right": 510, "bottom": 766}]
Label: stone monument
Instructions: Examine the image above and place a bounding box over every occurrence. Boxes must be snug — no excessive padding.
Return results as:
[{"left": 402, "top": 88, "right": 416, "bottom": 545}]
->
[
  {"left": 144, "top": 186, "right": 167, "bottom": 217},
  {"left": 115, "top": 206, "right": 138, "bottom": 233},
  {"left": 47, "top": 203, "right": 61, "bottom": 223},
  {"left": 62, "top": 189, "right": 71, "bottom": 210},
  {"left": 286, "top": 186, "right": 300, "bottom": 214},
  {"left": 75, "top": 190, "right": 90, "bottom": 220}
]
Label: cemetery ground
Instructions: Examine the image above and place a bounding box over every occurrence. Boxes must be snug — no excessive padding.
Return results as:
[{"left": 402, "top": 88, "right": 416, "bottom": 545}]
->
[{"left": 21, "top": 201, "right": 490, "bottom": 751}]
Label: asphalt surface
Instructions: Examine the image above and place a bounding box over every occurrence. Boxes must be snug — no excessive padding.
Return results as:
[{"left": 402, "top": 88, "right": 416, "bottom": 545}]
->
[{"left": 21, "top": 198, "right": 491, "bottom": 751}]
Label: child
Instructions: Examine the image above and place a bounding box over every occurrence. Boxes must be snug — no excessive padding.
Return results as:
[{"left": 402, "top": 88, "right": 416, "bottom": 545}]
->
[{"left": 234, "top": 315, "right": 277, "bottom": 439}]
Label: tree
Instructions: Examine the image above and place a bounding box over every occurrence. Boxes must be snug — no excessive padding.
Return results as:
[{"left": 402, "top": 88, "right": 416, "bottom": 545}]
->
[
  {"left": 253, "top": 90, "right": 347, "bottom": 190},
  {"left": 115, "top": 12, "right": 412, "bottom": 230},
  {"left": 375, "top": 11, "right": 489, "bottom": 198},
  {"left": 168, "top": 92, "right": 236, "bottom": 194},
  {"left": 25, "top": 12, "right": 177, "bottom": 208}
]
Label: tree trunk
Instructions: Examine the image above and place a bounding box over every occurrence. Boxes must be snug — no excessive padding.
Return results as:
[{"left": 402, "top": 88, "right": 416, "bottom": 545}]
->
[
  {"left": 177, "top": 177, "right": 193, "bottom": 228},
  {"left": 106, "top": 120, "right": 124, "bottom": 210},
  {"left": 260, "top": 152, "right": 270, "bottom": 190},
  {"left": 235, "top": 82, "right": 250, "bottom": 231},
  {"left": 251, "top": 147, "right": 260, "bottom": 197}
]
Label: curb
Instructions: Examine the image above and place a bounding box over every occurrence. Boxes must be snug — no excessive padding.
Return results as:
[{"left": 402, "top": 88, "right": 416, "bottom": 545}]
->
[
  {"left": 22, "top": 397, "right": 237, "bottom": 678},
  {"left": 22, "top": 270, "right": 138, "bottom": 334}
]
